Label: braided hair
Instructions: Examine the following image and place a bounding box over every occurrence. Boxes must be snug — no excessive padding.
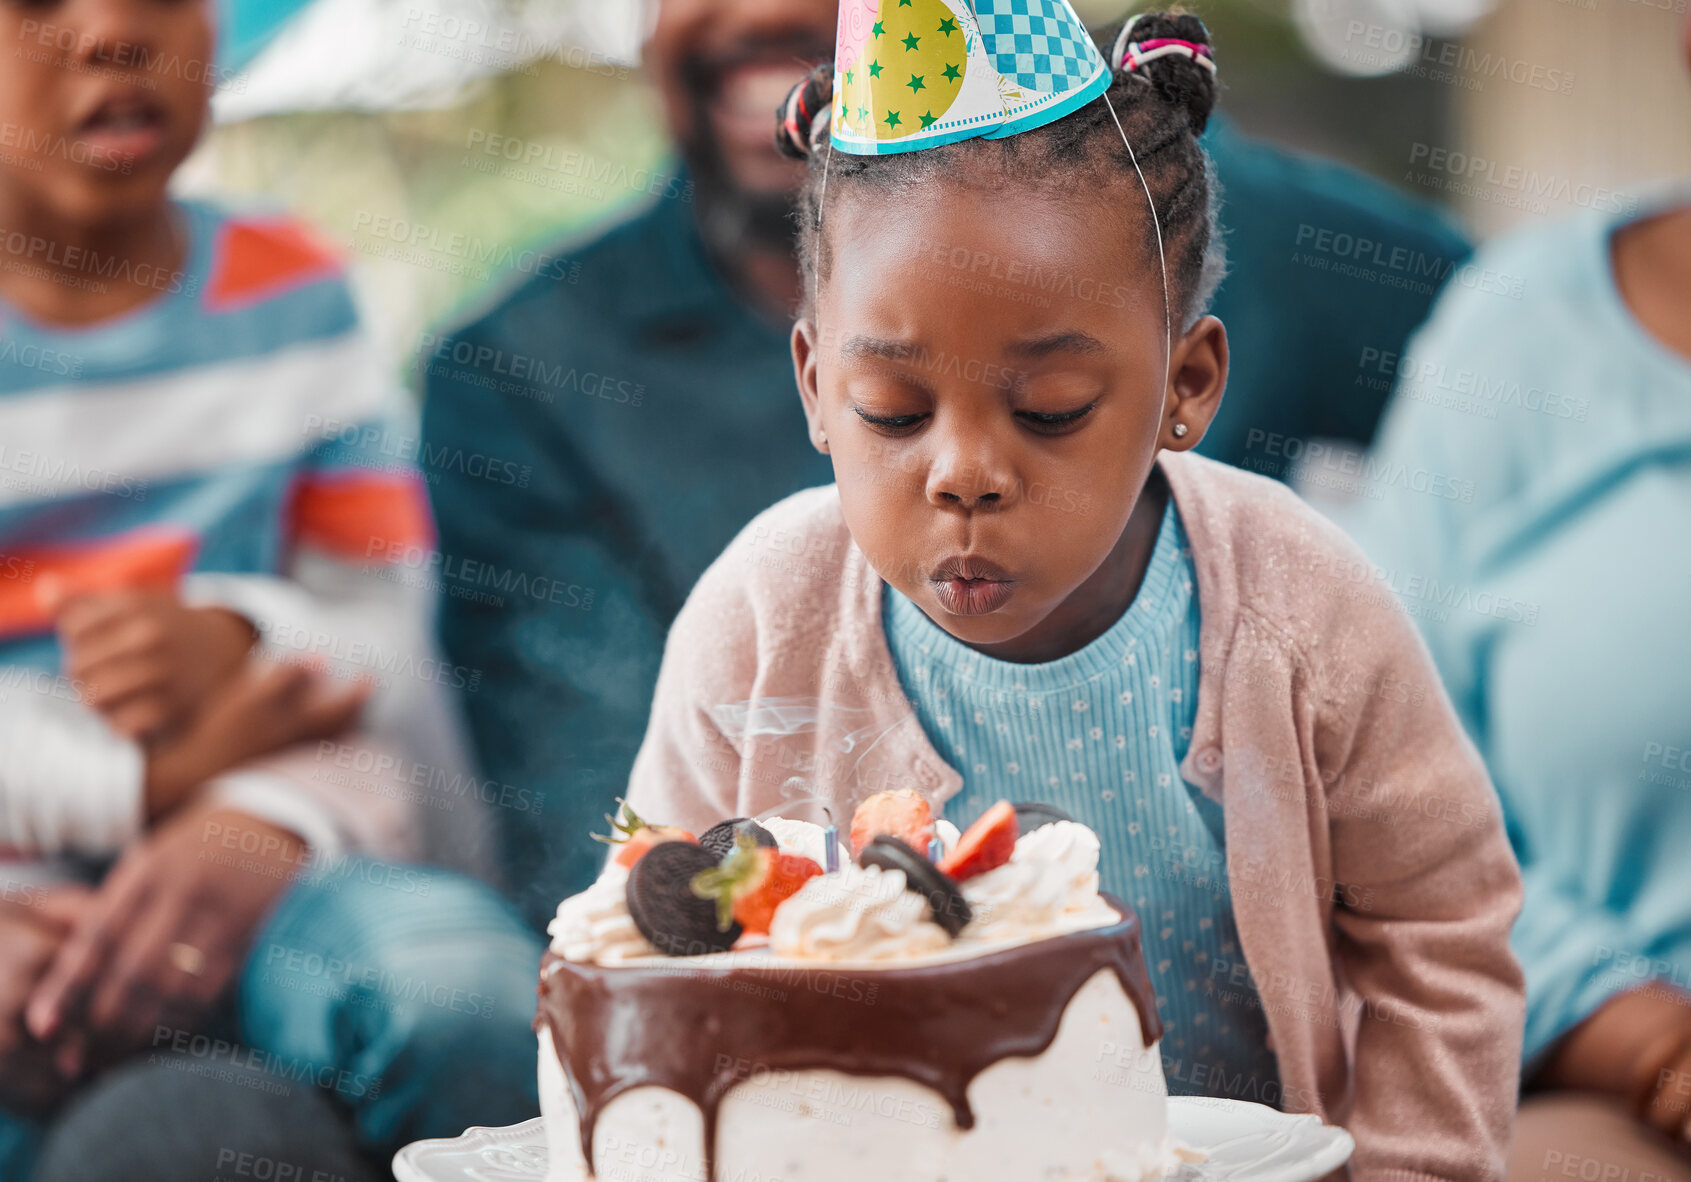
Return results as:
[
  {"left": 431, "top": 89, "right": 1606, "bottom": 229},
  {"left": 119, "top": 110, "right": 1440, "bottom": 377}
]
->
[{"left": 777, "top": 11, "right": 1226, "bottom": 331}]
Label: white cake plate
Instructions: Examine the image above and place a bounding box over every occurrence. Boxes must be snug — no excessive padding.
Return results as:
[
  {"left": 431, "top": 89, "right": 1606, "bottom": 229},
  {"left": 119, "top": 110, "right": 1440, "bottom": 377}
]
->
[{"left": 393, "top": 1098, "right": 1354, "bottom": 1182}]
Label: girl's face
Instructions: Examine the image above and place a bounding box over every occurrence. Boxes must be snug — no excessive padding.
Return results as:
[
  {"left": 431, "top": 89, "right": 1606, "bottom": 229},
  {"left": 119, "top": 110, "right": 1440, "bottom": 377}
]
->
[{"left": 792, "top": 181, "right": 1227, "bottom": 662}]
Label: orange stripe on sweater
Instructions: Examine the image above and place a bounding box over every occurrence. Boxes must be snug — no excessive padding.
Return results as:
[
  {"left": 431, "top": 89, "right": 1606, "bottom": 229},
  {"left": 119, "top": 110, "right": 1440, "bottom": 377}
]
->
[
  {"left": 204, "top": 219, "right": 342, "bottom": 313},
  {"left": 0, "top": 529, "right": 198, "bottom": 641},
  {"left": 289, "top": 472, "right": 436, "bottom": 564}
]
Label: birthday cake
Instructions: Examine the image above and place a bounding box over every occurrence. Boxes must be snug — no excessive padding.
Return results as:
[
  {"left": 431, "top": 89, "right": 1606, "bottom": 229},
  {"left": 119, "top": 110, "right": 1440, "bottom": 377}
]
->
[{"left": 536, "top": 793, "right": 1185, "bottom": 1182}]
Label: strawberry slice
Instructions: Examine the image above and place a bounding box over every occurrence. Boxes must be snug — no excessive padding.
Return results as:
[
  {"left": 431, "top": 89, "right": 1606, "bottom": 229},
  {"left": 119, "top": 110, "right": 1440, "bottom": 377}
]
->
[
  {"left": 732, "top": 851, "right": 824, "bottom": 935},
  {"left": 692, "top": 836, "right": 823, "bottom": 935},
  {"left": 592, "top": 797, "right": 697, "bottom": 868},
  {"left": 849, "top": 789, "right": 936, "bottom": 857},
  {"left": 939, "top": 800, "right": 1019, "bottom": 882}
]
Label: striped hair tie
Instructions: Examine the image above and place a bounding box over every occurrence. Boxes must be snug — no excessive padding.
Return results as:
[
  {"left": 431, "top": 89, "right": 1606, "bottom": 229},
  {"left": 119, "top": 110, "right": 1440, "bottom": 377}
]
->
[{"left": 1111, "top": 16, "right": 1218, "bottom": 76}]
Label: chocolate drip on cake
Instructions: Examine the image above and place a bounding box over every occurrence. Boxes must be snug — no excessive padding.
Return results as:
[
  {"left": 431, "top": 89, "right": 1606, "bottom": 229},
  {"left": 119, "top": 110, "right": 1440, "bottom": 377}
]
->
[{"left": 535, "top": 896, "right": 1160, "bottom": 1181}]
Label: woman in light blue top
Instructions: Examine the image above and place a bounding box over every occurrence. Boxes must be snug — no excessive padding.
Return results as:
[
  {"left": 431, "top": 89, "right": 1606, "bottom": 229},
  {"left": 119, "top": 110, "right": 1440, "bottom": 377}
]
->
[{"left": 1351, "top": 172, "right": 1691, "bottom": 1175}]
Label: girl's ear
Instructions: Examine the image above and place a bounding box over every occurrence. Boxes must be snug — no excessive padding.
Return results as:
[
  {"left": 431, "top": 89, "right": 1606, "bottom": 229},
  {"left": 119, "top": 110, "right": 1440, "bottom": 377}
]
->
[
  {"left": 1160, "top": 315, "right": 1228, "bottom": 453},
  {"left": 792, "top": 318, "right": 829, "bottom": 454}
]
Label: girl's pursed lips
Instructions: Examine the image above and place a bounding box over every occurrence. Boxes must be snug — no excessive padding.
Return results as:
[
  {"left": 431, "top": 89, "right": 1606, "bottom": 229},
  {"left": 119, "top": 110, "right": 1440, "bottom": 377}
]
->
[{"left": 929, "top": 553, "right": 1013, "bottom": 583}]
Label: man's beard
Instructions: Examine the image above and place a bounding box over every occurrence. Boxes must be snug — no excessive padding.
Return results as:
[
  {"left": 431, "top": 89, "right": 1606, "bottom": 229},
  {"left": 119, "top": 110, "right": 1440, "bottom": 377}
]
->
[
  {"left": 675, "top": 42, "right": 825, "bottom": 259},
  {"left": 689, "top": 153, "right": 802, "bottom": 258}
]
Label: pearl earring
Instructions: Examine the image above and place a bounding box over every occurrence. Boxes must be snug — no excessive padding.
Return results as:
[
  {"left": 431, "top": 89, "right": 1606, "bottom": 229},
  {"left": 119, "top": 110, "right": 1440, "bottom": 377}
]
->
[{"left": 1172, "top": 422, "right": 1189, "bottom": 439}]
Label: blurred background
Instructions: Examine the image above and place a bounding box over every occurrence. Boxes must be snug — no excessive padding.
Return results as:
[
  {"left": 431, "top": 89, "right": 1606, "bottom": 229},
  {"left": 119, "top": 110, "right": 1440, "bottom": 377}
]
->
[{"left": 182, "top": 0, "right": 1691, "bottom": 377}]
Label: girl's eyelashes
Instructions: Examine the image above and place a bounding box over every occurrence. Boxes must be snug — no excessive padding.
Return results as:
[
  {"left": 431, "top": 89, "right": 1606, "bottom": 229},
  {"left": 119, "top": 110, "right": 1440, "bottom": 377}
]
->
[
  {"left": 1016, "top": 401, "right": 1098, "bottom": 434},
  {"left": 851, "top": 405, "right": 927, "bottom": 434},
  {"left": 850, "top": 401, "right": 1100, "bottom": 436}
]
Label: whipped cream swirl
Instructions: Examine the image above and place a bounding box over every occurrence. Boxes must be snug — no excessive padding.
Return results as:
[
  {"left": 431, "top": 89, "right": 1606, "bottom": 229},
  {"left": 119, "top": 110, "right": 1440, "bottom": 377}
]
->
[
  {"left": 769, "top": 864, "right": 951, "bottom": 961},
  {"left": 547, "top": 864, "right": 655, "bottom": 963},
  {"left": 760, "top": 816, "right": 848, "bottom": 869},
  {"left": 961, "top": 821, "right": 1117, "bottom": 941}
]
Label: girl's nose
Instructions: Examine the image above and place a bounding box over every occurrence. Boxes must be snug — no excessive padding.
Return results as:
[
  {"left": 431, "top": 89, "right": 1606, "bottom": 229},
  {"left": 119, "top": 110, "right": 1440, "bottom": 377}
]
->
[{"left": 925, "top": 439, "right": 1015, "bottom": 510}]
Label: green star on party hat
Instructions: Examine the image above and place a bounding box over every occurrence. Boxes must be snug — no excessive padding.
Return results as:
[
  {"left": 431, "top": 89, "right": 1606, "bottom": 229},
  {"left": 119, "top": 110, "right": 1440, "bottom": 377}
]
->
[{"left": 831, "top": 0, "right": 1110, "bottom": 155}]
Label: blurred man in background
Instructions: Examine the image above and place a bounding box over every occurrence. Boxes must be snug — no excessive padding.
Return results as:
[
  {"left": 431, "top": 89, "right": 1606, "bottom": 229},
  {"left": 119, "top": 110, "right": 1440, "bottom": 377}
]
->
[{"left": 424, "top": 0, "right": 1472, "bottom": 928}]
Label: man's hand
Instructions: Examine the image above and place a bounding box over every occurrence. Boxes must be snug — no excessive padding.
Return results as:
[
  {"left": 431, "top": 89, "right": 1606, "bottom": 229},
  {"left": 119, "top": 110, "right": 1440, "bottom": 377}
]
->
[
  {"left": 25, "top": 806, "right": 308, "bottom": 1075},
  {"left": 52, "top": 587, "right": 256, "bottom": 741},
  {"left": 0, "top": 891, "right": 91, "bottom": 1112},
  {"left": 144, "top": 658, "right": 371, "bottom": 818},
  {"left": 1540, "top": 983, "right": 1691, "bottom": 1149}
]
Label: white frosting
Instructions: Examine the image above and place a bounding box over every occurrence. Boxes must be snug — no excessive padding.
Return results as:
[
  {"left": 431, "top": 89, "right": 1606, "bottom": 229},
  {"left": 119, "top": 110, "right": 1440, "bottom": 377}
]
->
[
  {"left": 545, "top": 864, "right": 654, "bottom": 963},
  {"left": 935, "top": 817, "right": 961, "bottom": 853},
  {"left": 760, "top": 816, "right": 849, "bottom": 869},
  {"left": 961, "top": 820, "right": 1117, "bottom": 942},
  {"left": 768, "top": 864, "right": 951, "bottom": 961},
  {"left": 546, "top": 817, "right": 1119, "bottom": 967}
]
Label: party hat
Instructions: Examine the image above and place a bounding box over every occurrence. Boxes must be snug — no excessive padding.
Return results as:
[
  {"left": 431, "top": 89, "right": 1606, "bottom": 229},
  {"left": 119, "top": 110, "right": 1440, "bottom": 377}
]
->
[{"left": 831, "top": 0, "right": 1110, "bottom": 156}]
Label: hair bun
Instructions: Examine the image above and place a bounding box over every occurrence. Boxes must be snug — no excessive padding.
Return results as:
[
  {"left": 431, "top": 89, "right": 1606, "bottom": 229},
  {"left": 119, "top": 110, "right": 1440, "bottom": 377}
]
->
[
  {"left": 1106, "top": 11, "right": 1219, "bottom": 136},
  {"left": 776, "top": 64, "right": 835, "bottom": 160}
]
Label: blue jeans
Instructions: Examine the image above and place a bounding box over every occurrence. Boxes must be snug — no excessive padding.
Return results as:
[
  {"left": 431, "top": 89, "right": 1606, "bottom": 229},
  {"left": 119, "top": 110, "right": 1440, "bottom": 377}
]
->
[
  {"left": 238, "top": 857, "right": 545, "bottom": 1151},
  {"left": 0, "top": 1106, "right": 39, "bottom": 1181},
  {"left": 1, "top": 859, "right": 544, "bottom": 1180}
]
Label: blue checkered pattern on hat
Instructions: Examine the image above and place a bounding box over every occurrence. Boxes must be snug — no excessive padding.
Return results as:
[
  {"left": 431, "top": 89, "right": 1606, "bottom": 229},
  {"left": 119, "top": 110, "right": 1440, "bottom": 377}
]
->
[{"left": 972, "top": 0, "right": 1098, "bottom": 94}]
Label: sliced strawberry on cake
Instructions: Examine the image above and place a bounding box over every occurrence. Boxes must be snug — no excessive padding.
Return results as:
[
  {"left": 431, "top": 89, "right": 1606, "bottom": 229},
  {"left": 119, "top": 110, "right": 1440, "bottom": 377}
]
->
[
  {"left": 939, "top": 800, "right": 1020, "bottom": 882},
  {"left": 692, "top": 834, "right": 824, "bottom": 935}
]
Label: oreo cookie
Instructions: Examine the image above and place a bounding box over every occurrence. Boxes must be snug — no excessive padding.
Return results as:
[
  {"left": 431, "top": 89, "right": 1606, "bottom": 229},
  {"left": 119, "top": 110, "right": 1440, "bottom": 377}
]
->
[
  {"left": 858, "top": 836, "right": 971, "bottom": 936},
  {"left": 1011, "top": 801, "right": 1073, "bottom": 833},
  {"left": 626, "top": 842, "right": 742, "bottom": 956},
  {"left": 698, "top": 817, "right": 778, "bottom": 860}
]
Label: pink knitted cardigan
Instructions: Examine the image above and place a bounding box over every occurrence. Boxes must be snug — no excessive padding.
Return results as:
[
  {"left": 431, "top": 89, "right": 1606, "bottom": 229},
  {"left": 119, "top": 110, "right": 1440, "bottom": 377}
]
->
[{"left": 624, "top": 449, "right": 1525, "bottom": 1182}]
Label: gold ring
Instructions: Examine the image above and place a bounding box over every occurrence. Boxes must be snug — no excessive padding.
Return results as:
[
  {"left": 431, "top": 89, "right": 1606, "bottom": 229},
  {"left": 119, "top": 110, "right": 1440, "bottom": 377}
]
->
[{"left": 168, "top": 942, "right": 207, "bottom": 977}]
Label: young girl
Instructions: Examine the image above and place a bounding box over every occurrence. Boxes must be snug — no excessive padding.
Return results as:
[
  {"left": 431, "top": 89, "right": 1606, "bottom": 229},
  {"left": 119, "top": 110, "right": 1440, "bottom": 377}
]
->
[{"left": 623, "top": 11, "right": 1524, "bottom": 1180}]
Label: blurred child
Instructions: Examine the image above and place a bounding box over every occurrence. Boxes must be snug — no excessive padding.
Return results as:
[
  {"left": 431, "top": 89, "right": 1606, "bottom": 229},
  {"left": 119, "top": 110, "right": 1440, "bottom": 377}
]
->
[
  {"left": 0, "top": 0, "right": 528, "bottom": 1173},
  {"left": 624, "top": 10, "right": 1526, "bottom": 1180}
]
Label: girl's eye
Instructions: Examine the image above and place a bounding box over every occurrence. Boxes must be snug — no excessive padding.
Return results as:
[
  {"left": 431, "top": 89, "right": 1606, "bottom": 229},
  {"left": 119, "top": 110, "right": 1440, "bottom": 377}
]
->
[
  {"left": 852, "top": 406, "right": 928, "bottom": 434},
  {"left": 1016, "top": 402, "right": 1097, "bottom": 434}
]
